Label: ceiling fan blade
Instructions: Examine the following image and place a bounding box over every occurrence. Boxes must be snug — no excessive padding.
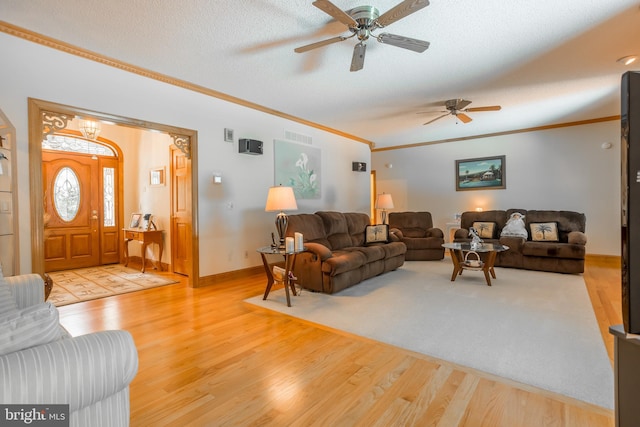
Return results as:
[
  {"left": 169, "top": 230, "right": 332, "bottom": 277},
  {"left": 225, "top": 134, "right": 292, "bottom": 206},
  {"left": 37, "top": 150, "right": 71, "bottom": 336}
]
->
[
  {"left": 451, "top": 99, "right": 472, "bottom": 110},
  {"left": 423, "top": 113, "right": 449, "bottom": 125},
  {"left": 457, "top": 113, "right": 472, "bottom": 123},
  {"left": 376, "top": 0, "right": 430, "bottom": 27},
  {"left": 377, "top": 33, "right": 430, "bottom": 53},
  {"left": 312, "top": 0, "right": 358, "bottom": 27},
  {"left": 350, "top": 43, "right": 366, "bottom": 72},
  {"left": 416, "top": 109, "right": 447, "bottom": 114},
  {"left": 465, "top": 105, "right": 502, "bottom": 112},
  {"left": 294, "top": 36, "right": 349, "bottom": 53}
]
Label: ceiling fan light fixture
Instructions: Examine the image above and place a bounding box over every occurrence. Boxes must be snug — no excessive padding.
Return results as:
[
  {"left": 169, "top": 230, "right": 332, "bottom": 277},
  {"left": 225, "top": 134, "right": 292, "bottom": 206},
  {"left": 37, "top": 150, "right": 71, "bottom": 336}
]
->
[
  {"left": 617, "top": 55, "right": 638, "bottom": 66},
  {"left": 296, "top": 0, "right": 430, "bottom": 71},
  {"left": 421, "top": 99, "right": 501, "bottom": 126}
]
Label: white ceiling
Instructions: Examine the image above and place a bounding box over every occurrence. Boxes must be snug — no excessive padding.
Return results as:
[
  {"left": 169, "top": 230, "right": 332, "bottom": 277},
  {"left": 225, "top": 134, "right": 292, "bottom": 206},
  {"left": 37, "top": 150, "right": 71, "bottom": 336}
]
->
[{"left": 2, "top": 0, "right": 640, "bottom": 149}]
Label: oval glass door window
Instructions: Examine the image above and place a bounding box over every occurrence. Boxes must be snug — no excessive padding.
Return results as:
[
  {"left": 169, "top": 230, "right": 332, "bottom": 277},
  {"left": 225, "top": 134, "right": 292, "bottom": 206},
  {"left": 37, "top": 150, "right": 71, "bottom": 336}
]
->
[{"left": 54, "top": 166, "right": 81, "bottom": 221}]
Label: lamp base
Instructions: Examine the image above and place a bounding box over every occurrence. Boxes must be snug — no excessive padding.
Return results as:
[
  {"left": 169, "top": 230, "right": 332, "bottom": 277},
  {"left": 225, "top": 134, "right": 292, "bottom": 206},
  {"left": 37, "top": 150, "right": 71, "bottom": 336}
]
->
[
  {"left": 275, "top": 211, "right": 288, "bottom": 249},
  {"left": 380, "top": 210, "right": 388, "bottom": 225}
]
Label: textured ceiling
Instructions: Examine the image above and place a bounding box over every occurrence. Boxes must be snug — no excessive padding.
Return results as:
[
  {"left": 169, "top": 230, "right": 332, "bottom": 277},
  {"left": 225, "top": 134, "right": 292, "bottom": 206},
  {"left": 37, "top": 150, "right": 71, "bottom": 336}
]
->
[{"left": 2, "top": 0, "right": 639, "bottom": 149}]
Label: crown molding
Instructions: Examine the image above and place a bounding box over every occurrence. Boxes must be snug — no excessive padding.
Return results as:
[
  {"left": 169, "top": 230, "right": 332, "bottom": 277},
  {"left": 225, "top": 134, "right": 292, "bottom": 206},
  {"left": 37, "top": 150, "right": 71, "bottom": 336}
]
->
[
  {"left": 372, "top": 115, "right": 621, "bottom": 152},
  {"left": 0, "top": 21, "right": 373, "bottom": 148}
]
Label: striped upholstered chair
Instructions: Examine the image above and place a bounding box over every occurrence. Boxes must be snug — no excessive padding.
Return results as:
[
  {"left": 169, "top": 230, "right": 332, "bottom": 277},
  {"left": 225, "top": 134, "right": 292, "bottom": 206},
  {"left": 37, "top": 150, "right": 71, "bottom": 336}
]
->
[{"left": 0, "top": 272, "right": 138, "bottom": 427}]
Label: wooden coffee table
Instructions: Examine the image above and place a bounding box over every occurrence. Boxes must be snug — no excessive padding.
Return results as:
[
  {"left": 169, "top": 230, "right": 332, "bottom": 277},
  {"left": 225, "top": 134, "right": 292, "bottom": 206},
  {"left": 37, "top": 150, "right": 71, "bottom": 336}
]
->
[{"left": 442, "top": 242, "right": 509, "bottom": 286}]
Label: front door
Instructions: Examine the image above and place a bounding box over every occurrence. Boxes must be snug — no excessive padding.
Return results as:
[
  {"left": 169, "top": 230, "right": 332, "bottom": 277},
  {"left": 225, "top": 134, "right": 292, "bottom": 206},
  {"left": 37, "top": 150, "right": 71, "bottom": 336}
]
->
[{"left": 43, "top": 150, "right": 118, "bottom": 271}]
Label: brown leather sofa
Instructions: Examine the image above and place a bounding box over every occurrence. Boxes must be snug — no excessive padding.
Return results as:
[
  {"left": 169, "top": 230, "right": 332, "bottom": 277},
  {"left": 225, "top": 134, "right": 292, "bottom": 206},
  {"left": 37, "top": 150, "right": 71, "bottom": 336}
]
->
[
  {"left": 453, "top": 209, "right": 587, "bottom": 273},
  {"left": 388, "top": 212, "right": 445, "bottom": 261},
  {"left": 285, "top": 211, "right": 407, "bottom": 294}
]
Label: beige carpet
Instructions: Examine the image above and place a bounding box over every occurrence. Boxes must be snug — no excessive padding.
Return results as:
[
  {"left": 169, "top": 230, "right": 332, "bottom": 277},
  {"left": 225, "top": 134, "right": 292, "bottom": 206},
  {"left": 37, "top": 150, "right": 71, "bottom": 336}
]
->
[
  {"left": 246, "top": 258, "right": 614, "bottom": 409},
  {"left": 47, "top": 264, "right": 179, "bottom": 306}
]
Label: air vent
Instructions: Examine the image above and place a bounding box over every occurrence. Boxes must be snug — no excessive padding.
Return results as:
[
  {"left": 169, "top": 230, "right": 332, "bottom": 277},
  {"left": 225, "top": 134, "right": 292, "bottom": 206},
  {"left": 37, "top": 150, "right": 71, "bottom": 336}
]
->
[{"left": 284, "top": 130, "right": 312, "bottom": 145}]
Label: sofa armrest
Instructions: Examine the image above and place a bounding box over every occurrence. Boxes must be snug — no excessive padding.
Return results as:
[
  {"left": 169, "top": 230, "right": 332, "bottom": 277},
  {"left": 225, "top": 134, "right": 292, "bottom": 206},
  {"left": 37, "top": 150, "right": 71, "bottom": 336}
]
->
[
  {"left": 389, "top": 228, "right": 404, "bottom": 241},
  {"left": 304, "top": 242, "right": 332, "bottom": 261},
  {"left": 454, "top": 228, "right": 469, "bottom": 240},
  {"left": 0, "top": 330, "right": 138, "bottom": 412},
  {"left": 5, "top": 274, "right": 45, "bottom": 309},
  {"left": 568, "top": 231, "right": 587, "bottom": 245},
  {"left": 425, "top": 227, "right": 444, "bottom": 239}
]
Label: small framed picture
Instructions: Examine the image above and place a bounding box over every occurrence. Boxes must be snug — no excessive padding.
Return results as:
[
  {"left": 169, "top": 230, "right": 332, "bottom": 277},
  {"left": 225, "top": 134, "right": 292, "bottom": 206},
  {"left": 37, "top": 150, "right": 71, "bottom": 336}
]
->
[
  {"left": 149, "top": 167, "right": 165, "bottom": 186},
  {"left": 129, "top": 213, "right": 142, "bottom": 229},
  {"left": 142, "top": 213, "right": 157, "bottom": 230}
]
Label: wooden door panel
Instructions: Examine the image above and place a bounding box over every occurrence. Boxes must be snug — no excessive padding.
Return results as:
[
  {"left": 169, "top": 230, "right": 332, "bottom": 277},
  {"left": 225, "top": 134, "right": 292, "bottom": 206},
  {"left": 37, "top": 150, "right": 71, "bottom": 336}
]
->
[
  {"left": 69, "top": 233, "right": 92, "bottom": 257},
  {"left": 102, "top": 231, "right": 119, "bottom": 255},
  {"left": 44, "top": 235, "right": 65, "bottom": 260},
  {"left": 175, "top": 175, "right": 188, "bottom": 212},
  {"left": 175, "top": 223, "right": 188, "bottom": 259},
  {"left": 171, "top": 146, "right": 191, "bottom": 276}
]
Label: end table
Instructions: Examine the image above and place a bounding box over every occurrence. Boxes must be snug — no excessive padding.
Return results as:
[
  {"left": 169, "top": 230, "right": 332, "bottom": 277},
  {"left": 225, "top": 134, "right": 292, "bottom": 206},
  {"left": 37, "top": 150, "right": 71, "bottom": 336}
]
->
[{"left": 256, "top": 246, "right": 306, "bottom": 307}]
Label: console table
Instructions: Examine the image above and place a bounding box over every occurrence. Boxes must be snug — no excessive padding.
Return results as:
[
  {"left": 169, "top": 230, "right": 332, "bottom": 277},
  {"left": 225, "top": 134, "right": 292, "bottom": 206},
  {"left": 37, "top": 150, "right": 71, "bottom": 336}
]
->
[
  {"left": 123, "top": 228, "right": 164, "bottom": 273},
  {"left": 257, "top": 246, "right": 305, "bottom": 307}
]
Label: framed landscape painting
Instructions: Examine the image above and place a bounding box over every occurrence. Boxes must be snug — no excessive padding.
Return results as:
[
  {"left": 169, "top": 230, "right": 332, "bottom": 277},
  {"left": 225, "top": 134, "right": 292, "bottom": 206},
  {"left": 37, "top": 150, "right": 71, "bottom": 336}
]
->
[{"left": 456, "top": 155, "right": 506, "bottom": 191}]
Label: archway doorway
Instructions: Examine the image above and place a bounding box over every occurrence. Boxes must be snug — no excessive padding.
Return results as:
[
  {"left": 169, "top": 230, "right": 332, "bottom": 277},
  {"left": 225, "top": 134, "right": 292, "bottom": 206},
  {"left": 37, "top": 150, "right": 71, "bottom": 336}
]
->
[{"left": 28, "top": 98, "right": 200, "bottom": 287}]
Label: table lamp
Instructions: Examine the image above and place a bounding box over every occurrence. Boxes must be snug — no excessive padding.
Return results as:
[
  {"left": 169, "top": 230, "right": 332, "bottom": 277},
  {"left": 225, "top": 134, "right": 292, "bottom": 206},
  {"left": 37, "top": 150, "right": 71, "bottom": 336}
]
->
[
  {"left": 375, "top": 193, "right": 394, "bottom": 225},
  {"left": 265, "top": 185, "right": 298, "bottom": 248}
]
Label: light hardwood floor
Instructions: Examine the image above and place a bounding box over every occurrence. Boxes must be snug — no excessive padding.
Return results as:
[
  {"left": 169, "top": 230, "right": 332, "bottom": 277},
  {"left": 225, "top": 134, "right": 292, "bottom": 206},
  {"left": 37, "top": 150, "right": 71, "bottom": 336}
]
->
[{"left": 57, "top": 257, "right": 620, "bottom": 426}]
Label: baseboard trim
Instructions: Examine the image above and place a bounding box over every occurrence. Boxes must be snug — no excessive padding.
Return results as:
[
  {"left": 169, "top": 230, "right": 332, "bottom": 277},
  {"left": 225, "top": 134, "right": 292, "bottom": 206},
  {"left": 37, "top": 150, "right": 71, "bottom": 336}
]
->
[{"left": 198, "top": 265, "right": 264, "bottom": 287}]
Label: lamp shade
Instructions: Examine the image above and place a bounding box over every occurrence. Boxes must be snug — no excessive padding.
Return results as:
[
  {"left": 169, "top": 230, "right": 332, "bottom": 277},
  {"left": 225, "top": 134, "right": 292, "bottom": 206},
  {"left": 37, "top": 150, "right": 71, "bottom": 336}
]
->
[
  {"left": 265, "top": 186, "right": 298, "bottom": 212},
  {"left": 375, "top": 193, "right": 394, "bottom": 210}
]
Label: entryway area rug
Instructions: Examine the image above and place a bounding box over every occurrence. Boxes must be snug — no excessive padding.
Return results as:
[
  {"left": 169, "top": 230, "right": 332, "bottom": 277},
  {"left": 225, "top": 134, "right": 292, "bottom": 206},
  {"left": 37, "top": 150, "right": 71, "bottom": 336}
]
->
[
  {"left": 47, "top": 264, "right": 179, "bottom": 306},
  {"left": 245, "top": 258, "right": 614, "bottom": 409}
]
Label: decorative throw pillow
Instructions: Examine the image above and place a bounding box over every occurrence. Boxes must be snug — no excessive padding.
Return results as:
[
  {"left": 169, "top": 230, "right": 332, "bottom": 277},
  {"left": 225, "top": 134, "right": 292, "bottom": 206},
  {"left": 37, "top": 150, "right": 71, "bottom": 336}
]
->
[
  {"left": 530, "top": 222, "right": 559, "bottom": 242},
  {"left": 472, "top": 222, "right": 496, "bottom": 239},
  {"left": 365, "top": 224, "right": 389, "bottom": 244},
  {"left": 0, "top": 302, "right": 61, "bottom": 356}
]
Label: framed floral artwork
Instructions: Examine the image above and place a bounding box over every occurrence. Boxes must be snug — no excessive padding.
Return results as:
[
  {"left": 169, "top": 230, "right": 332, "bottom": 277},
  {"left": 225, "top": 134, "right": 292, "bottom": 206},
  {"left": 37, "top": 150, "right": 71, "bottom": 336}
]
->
[{"left": 274, "top": 140, "right": 321, "bottom": 199}]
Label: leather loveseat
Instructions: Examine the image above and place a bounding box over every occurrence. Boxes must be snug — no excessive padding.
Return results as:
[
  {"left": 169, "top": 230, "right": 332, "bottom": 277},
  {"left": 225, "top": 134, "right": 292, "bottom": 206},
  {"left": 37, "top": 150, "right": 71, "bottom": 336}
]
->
[
  {"left": 285, "top": 211, "right": 407, "bottom": 294},
  {"left": 0, "top": 272, "right": 138, "bottom": 426},
  {"left": 453, "top": 209, "right": 587, "bottom": 274},
  {"left": 388, "top": 211, "right": 445, "bottom": 261}
]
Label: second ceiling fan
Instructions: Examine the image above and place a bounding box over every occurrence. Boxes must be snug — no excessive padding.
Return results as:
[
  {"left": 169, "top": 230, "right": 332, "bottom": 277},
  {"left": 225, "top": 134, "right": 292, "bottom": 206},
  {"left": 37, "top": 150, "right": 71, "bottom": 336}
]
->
[
  {"left": 420, "top": 99, "right": 502, "bottom": 125},
  {"left": 294, "top": 0, "right": 431, "bottom": 72}
]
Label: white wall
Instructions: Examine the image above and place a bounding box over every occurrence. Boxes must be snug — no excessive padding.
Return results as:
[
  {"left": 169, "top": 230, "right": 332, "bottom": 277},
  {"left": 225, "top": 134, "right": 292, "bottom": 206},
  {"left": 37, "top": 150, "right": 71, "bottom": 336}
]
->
[
  {"left": 372, "top": 121, "right": 621, "bottom": 256},
  {"left": 0, "top": 33, "right": 371, "bottom": 276}
]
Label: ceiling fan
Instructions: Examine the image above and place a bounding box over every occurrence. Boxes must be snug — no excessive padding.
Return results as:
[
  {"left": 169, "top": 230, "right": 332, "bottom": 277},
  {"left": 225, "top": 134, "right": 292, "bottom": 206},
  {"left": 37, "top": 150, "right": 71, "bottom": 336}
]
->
[
  {"left": 294, "top": 0, "right": 430, "bottom": 72},
  {"left": 420, "top": 99, "right": 502, "bottom": 125}
]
